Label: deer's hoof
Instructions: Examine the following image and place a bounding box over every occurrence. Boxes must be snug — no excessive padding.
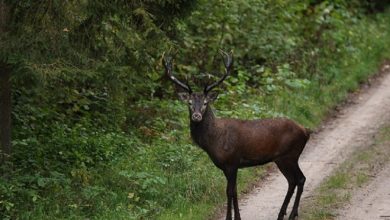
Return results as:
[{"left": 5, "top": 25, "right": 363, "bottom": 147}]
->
[{"left": 288, "top": 213, "right": 298, "bottom": 220}]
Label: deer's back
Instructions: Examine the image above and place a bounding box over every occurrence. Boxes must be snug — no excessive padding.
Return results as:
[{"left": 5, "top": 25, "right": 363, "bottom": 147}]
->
[{"left": 215, "top": 117, "right": 309, "bottom": 167}]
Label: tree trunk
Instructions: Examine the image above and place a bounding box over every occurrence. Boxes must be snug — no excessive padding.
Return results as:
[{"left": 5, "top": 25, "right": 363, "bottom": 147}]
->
[
  {"left": 0, "top": 1, "right": 12, "bottom": 165},
  {"left": 0, "top": 66, "right": 12, "bottom": 164}
]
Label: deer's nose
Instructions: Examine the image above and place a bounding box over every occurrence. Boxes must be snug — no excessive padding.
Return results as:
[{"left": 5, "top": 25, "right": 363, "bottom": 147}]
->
[{"left": 191, "top": 113, "right": 202, "bottom": 122}]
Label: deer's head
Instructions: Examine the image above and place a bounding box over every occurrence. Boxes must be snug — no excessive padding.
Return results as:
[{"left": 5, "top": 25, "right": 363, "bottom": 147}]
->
[{"left": 163, "top": 50, "right": 233, "bottom": 122}]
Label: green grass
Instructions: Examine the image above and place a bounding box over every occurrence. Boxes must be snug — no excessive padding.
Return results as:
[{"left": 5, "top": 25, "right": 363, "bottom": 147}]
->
[
  {"left": 158, "top": 166, "right": 267, "bottom": 220},
  {"left": 300, "top": 125, "right": 390, "bottom": 220},
  {"left": 159, "top": 202, "right": 215, "bottom": 220}
]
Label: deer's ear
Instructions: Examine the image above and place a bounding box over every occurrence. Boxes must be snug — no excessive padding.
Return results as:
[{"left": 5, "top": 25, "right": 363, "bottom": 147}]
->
[
  {"left": 206, "top": 92, "right": 218, "bottom": 102},
  {"left": 178, "top": 93, "right": 190, "bottom": 101}
]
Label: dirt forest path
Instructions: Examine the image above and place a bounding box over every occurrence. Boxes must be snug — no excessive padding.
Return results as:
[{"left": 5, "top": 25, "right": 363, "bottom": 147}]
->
[
  {"left": 336, "top": 163, "right": 390, "bottom": 220},
  {"left": 224, "top": 69, "right": 390, "bottom": 220}
]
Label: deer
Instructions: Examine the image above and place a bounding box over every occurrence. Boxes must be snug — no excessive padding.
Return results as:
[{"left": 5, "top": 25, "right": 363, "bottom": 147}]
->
[{"left": 163, "top": 50, "right": 311, "bottom": 220}]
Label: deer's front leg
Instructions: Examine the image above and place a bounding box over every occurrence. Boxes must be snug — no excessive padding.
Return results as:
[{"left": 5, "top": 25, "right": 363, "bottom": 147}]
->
[{"left": 224, "top": 167, "right": 240, "bottom": 220}]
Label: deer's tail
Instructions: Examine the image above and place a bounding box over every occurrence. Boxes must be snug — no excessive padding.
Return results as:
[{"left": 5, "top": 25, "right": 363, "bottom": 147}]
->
[{"left": 305, "top": 127, "right": 312, "bottom": 139}]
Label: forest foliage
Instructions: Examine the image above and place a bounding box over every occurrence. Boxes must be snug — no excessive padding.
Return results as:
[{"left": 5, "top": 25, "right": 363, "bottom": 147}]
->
[{"left": 1, "top": 0, "right": 390, "bottom": 219}]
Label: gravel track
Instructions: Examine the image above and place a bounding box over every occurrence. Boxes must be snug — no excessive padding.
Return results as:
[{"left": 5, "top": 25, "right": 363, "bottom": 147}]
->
[{"left": 337, "top": 164, "right": 390, "bottom": 220}]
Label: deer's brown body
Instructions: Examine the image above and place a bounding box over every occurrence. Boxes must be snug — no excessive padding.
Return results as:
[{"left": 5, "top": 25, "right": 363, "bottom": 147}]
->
[
  {"left": 191, "top": 106, "right": 309, "bottom": 170},
  {"left": 163, "top": 51, "right": 310, "bottom": 220}
]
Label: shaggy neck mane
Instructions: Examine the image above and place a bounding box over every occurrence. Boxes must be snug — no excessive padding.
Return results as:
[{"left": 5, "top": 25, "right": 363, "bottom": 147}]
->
[{"left": 189, "top": 105, "right": 218, "bottom": 149}]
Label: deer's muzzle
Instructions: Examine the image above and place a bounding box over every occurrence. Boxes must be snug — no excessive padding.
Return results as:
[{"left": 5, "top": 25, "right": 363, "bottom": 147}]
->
[{"left": 191, "top": 113, "right": 202, "bottom": 122}]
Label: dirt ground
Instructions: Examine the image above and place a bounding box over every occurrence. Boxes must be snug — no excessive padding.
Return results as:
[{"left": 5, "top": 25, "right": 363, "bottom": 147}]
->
[
  {"left": 218, "top": 65, "right": 390, "bottom": 220},
  {"left": 337, "top": 163, "right": 390, "bottom": 220}
]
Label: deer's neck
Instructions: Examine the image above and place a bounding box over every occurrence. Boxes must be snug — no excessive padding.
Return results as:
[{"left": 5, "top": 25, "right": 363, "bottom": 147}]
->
[{"left": 190, "top": 106, "right": 218, "bottom": 150}]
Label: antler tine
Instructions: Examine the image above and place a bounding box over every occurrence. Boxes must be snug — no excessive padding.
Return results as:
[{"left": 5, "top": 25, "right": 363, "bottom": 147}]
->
[
  {"left": 163, "top": 54, "right": 192, "bottom": 93},
  {"left": 204, "top": 50, "right": 233, "bottom": 94}
]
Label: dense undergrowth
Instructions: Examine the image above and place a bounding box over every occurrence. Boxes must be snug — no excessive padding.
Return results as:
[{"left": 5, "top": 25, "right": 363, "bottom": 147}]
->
[{"left": 1, "top": 1, "right": 390, "bottom": 219}]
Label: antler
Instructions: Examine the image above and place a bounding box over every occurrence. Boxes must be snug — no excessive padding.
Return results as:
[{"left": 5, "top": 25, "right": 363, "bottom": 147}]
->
[
  {"left": 163, "top": 54, "right": 192, "bottom": 93},
  {"left": 204, "top": 50, "right": 233, "bottom": 94}
]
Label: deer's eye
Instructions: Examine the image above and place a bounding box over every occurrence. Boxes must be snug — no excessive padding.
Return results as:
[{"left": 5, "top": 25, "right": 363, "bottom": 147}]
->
[
  {"left": 203, "top": 100, "right": 208, "bottom": 106},
  {"left": 188, "top": 100, "right": 193, "bottom": 105}
]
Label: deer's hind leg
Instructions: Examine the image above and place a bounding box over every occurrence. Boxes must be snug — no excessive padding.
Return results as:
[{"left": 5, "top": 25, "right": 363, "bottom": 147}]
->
[
  {"left": 275, "top": 159, "right": 298, "bottom": 220},
  {"left": 275, "top": 157, "right": 306, "bottom": 220},
  {"left": 289, "top": 163, "right": 305, "bottom": 220}
]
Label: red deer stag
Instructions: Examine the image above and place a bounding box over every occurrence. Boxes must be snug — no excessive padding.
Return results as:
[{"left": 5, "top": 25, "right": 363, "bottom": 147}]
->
[{"left": 163, "top": 51, "right": 310, "bottom": 220}]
